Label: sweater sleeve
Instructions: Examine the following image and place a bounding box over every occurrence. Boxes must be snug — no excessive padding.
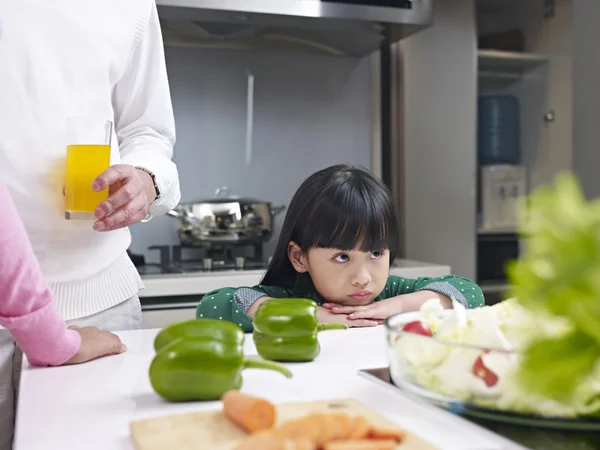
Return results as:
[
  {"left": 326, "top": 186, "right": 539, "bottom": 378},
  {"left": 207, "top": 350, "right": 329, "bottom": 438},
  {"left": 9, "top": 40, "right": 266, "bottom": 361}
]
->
[
  {"left": 113, "top": 1, "right": 180, "bottom": 217},
  {"left": 381, "top": 275, "right": 484, "bottom": 308},
  {"left": 0, "top": 183, "right": 81, "bottom": 366},
  {"left": 196, "top": 285, "right": 291, "bottom": 333}
]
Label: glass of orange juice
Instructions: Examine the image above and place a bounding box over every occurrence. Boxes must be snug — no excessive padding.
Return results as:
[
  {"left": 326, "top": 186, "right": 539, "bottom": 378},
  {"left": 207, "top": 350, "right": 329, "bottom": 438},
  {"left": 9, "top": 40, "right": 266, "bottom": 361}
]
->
[{"left": 64, "top": 117, "right": 112, "bottom": 220}]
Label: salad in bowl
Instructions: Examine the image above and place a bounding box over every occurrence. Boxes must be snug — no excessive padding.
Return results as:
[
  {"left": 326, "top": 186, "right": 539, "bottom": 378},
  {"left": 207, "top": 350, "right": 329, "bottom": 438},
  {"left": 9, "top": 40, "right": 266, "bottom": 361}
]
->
[
  {"left": 385, "top": 297, "right": 600, "bottom": 419},
  {"left": 383, "top": 172, "right": 600, "bottom": 426}
]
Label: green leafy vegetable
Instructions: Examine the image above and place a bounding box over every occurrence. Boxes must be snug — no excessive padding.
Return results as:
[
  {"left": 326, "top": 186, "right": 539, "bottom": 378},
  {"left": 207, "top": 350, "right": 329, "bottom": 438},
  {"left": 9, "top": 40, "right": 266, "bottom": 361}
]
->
[{"left": 507, "top": 173, "right": 600, "bottom": 400}]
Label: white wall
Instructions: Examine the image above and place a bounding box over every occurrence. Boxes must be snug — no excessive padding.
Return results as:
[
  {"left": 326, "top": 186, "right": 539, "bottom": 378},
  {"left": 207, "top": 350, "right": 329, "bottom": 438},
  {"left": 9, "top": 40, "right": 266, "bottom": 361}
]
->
[
  {"left": 573, "top": 0, "right": 600, "bottom": 198},
  {"left": 129, "top": 47, "right": 373, "bottom": 261},
  {"left": 399, "top": 0, "right": 478, "bottom": 279}
]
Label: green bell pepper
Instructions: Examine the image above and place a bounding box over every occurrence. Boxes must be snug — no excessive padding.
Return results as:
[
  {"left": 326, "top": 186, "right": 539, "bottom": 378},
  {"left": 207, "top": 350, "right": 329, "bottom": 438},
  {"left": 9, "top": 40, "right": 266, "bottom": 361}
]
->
[
  {"left": 153, "top": 318, "right": 243, "bottom": 352},
  {"left": 252, "top": 298, "right": 346, "bottom": 362},
  {"left": 149, "top": 319, "right": 292, "bottom": 402}
]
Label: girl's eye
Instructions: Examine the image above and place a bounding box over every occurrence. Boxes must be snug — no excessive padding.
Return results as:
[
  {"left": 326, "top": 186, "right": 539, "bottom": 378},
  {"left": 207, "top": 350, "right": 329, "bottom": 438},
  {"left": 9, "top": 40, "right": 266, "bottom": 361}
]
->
[
  {"left": 334, "top": 254, "right": 350, "bottom": 263},
  {"left": 371, "top": 250, "right": 384, "bottom": 259}
]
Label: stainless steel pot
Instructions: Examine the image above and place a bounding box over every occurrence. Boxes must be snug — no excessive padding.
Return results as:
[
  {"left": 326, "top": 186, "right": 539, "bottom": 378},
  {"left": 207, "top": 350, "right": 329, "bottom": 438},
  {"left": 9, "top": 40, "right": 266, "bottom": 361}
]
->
[{"left": 167, "top": 186, "right": 286, "bottom": 246}]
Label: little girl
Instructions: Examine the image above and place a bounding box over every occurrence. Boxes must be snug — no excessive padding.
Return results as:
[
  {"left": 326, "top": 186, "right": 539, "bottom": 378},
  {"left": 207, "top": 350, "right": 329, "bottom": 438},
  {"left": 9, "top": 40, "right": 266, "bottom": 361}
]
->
[{"left": 197, "top": 164, "right": 484, "bottom": 332}]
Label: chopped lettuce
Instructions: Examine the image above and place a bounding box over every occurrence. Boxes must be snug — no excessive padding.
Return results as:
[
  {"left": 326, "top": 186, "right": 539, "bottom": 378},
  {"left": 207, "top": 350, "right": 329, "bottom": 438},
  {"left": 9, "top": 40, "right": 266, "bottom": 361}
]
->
[{"left": 392, "top": 293, "right": 600, "bottom": 417}]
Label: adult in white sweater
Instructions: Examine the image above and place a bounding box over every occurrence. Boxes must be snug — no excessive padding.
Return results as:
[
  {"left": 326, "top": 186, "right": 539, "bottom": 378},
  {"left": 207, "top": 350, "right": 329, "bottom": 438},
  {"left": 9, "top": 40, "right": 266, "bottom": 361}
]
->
[{"left": 0, "top": 1, "right": 181, "bottom": 448}]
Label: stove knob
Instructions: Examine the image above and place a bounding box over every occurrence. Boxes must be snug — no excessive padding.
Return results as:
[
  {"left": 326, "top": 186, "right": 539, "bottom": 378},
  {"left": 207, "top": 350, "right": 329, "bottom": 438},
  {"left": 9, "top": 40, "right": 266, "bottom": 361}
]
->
[
  {"left": 203, "top": 258, "right": 212, "bottom": 271},
  {"left": 235, "top": 256, "right": 245, "bottom": 270}
]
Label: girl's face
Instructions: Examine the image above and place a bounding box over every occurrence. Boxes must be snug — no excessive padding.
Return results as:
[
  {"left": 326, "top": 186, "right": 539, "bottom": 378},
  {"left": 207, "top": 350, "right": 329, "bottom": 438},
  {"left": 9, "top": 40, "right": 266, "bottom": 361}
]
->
[{"left": 288, "top": 243, "right": 390, "bottom": 306}]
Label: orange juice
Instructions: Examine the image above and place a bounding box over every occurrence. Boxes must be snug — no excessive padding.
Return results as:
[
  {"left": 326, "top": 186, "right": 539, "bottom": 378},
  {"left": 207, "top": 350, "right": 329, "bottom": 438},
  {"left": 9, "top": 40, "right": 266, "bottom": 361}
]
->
[{"left": 65, "top": 144, "right": 111, "bottom": 218}]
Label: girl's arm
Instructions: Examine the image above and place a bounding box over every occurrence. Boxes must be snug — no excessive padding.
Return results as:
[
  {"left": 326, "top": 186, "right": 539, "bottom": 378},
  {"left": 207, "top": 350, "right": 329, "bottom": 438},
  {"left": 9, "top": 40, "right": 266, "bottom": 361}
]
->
[
  {"left": 0, "top": 183, "right": 81, "bottom": 366},
  {"left": 197, "top": 287, "right": 280, "bottom": 332},
  {"left": 382, "top": 275, "right": 484, "bottom": 308},
  {"left": 324, "top": 275, "right": 485, "bottom": 321},
  {"left": 197, "top": 285, "right": 379, "bottom": 331},
  {"left": 199, "top": 284, "right": 324, "bottom": 332}
]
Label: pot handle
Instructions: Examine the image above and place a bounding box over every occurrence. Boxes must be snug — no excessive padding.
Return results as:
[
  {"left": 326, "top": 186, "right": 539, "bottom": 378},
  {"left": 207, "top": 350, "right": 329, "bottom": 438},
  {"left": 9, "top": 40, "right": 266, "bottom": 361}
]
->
[
  {"left": 167, "top": 205, "right": 194, "bottom": 220},
  {"left": 215, "top": 186, "right": 231, "bottom": 198},
  {"left": 272, "top": 205, "right": 286, "bottom": 216},
  {"left": 167, "top": 208, "right": 183, "bottom": 218}
]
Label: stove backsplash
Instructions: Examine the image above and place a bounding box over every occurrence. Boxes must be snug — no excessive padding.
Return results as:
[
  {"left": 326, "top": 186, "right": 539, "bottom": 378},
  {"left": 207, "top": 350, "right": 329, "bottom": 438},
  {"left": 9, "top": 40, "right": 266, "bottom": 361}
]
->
[{"left": 128, "top": 46, "right": 373, "bottom": 264}]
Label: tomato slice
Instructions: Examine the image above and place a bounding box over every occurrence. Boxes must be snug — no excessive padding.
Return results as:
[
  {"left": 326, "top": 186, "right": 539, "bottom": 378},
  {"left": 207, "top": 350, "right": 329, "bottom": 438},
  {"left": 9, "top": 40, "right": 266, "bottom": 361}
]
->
[
  {"left": 472, "top": 355, "right": 499, "bottom": 387},
  {"left": 401, "top": 321, "right": 433, "bottom": 336}
]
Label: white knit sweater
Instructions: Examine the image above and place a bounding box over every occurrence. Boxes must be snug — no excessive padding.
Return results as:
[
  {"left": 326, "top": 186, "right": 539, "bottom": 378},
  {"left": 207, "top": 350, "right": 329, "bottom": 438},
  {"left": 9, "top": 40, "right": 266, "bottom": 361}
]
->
[{"left": 0, "top": 0, "right": 180, "bottom": 320}]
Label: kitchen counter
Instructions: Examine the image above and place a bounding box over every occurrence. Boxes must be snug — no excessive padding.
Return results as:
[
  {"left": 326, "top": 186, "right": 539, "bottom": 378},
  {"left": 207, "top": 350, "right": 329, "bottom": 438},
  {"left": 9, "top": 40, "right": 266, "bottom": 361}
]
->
[
  {"left": 14, "top": 326, "right": 525, "bottom": 450},
  {"left": 138, "top": 258, "right": 452, "bottom": 298}
]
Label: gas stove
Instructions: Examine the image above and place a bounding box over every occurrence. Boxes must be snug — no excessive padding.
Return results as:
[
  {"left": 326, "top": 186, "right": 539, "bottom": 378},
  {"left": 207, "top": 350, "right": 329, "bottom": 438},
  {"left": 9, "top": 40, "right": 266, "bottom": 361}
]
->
[{"left": 129, "top": 244, "right": 272, "bottom": 276}]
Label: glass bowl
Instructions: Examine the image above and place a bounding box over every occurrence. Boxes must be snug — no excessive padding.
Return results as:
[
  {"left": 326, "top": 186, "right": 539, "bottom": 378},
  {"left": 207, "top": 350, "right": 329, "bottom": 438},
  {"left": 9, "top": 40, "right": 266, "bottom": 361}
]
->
[{"left": 383, "top": 310, "right": 600, "bottom": 431}]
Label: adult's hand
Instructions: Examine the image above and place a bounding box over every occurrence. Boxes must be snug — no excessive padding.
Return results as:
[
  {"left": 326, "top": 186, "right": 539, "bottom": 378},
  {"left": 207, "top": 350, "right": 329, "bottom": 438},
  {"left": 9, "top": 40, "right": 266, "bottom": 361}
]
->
[
  {"left": 92, "top": 165, "right": 156, "bottom": 232},
  {"left": 64, "top": 326, "right": 127, "bottom": 365}
]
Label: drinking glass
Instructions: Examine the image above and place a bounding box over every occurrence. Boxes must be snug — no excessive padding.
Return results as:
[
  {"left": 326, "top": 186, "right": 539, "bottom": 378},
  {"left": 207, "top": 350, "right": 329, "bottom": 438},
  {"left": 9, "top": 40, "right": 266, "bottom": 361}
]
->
[{"left": 64, "top": 117, "right": 112, "bottom": 220}]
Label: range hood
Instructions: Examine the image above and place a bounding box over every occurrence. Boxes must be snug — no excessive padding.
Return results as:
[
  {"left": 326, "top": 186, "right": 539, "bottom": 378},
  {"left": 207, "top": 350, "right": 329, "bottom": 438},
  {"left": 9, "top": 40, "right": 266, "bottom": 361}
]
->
[{"left": 156, "top": 0, "right": 433, "bottom": 57}]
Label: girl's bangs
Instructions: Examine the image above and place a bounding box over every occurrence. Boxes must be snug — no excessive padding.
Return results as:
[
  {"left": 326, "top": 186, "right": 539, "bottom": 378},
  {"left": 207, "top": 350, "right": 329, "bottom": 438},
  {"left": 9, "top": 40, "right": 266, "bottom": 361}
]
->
[{"left": 300, "top": 191, "right": 398, "bottom": 253}]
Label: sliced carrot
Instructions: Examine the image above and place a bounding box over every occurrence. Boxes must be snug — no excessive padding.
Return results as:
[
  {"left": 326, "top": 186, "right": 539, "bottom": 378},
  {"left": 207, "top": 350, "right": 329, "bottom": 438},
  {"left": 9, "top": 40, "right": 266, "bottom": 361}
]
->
[
  {"left": 347, "top": 416, "right": 370, "bottom": 439},
  {"left": 323, "top": 439, "right": 398, "bottom": 450},
  {"left": 276, "top": 415, "right": 322, "bottom": 442},
  {"left": 222, "top": 390, "right": 276, "bottom": 433},
  {"left": 235, "top": 434, "right": 316, "bottom": 450},
  {"left": 315, "top": 413, "right": 337, "bottom": 445},
  {"left": 294, "top": 438, "right": 318, "bottom": 450},
  {"left": 328, "top": 413, "right": 352, "bottom": 440},
  {"left": 274, "top": 413, "right": 335, "bottom": 446},
  {"left": 367, "top": 426, "right": 406, "bottom": 442}
]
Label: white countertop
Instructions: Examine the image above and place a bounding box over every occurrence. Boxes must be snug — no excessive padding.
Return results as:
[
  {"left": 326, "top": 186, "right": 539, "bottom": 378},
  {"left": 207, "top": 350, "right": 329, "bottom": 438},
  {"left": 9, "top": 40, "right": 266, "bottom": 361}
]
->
[
  {"left": 14, "top": 326, "right": 525, "bottom": 450},
  {"left": 138, "top": 259, "right": 452, "bottom": 298}
]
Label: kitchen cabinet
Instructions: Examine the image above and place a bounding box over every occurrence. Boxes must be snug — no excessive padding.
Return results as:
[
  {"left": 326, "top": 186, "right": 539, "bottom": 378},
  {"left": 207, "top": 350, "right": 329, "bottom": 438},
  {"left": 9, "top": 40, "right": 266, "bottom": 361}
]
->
[
  {"left": 394, "top": 0, "right": 572, "bottom": 304},
  {"left": 142, "top": 307, "right": 196, "bottom": 329},
  {"left": 476, "top": 0, "right": 572, "bottom": 303},
  {"left": 572, "top": 0, "right": 600, "bottom": 200}
]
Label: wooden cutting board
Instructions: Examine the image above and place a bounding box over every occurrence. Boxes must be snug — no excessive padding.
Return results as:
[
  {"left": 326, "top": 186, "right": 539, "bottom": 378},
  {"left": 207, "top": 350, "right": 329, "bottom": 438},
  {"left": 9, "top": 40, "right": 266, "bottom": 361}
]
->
[{"left": 130, "top": 398, "right": 437, "bottom": 450}]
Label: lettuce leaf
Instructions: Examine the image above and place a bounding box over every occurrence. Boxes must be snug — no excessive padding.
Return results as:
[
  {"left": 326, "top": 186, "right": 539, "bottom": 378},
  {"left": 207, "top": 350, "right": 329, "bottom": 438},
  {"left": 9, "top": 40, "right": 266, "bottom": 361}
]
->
[{"left": 506, "top": 173, "right": 600, "bottom": 400}]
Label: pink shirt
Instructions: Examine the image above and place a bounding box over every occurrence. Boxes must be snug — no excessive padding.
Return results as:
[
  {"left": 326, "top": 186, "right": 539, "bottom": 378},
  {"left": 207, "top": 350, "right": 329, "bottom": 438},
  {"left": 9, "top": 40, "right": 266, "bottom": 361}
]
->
[{"left": 0, "top": 182, "right": 80, "bottom": 366}]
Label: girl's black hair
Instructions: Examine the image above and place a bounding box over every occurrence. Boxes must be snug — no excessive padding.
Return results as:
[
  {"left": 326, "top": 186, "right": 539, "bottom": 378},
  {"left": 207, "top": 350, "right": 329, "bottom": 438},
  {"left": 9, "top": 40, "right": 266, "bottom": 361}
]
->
[{"left": 261, "top": 164, "right": 399, "bottom": 293}]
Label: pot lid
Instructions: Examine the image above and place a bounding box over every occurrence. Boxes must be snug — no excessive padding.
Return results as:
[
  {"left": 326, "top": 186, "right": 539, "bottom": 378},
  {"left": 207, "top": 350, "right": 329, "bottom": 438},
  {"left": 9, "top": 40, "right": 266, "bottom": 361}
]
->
[{"left": 190, "top": 186, "right": 267, "bottom": 204}]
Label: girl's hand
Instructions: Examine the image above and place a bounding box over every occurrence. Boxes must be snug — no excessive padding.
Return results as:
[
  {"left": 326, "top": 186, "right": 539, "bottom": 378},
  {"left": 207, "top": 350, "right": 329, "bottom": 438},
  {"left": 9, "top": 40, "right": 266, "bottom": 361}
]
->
[
  {"left": 316, "top": 306, "right": 379, "bottom": 328},
  {"left": 323, "top": 298, "right": 403, "bottom": 321},
  {"left": 64, "top": 326, "right": 127, "bottom": 365},
  {"left": 323, "top": 291, "right": 452, "bottom": 321}
]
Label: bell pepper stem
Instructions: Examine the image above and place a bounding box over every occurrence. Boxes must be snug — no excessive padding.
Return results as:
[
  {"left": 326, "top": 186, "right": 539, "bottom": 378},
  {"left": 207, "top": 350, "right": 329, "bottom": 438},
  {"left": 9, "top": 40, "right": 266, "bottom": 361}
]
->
[
  {"left": 317, "top": 323, "right": 348, "bottom": 332},
  {"left": 243, "top": 358, "right": 293, "bottom": 378}
]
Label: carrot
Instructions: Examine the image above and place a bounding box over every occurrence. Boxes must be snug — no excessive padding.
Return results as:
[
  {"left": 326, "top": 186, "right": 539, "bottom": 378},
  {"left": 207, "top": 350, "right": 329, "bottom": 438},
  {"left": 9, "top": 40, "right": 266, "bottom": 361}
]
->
[
  {"left": 346, "top": 416, "right": 370, "bottom": 439},
  {"left": 328, "top": 413, "right": 352, "bottom": 440},
  {"left": 294, "top": 438, "right": 318, "bottom": 450},
  {"left": 323, "top": 439, "right": 398, "bottom": 450},
  {"left": 314, "top": 413, "right": 336, "bottom": 445},
  {"left": 234, "top": 433, "right": 316, "bottom": 450},
  {"left": 274, "top": 412, "right": 355, "bottom": 445},
  {"left": 367, "top": 426, "right": 406, "bottom": 443},
  {"left": 276, "top": 414, "right": 322, "bottom": 442},
  {"left": 222, "top": 390, "right": 276, "bottom": 433},
  {"left": 289, "top": 413, "right": 345, "bottom": 445}
]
